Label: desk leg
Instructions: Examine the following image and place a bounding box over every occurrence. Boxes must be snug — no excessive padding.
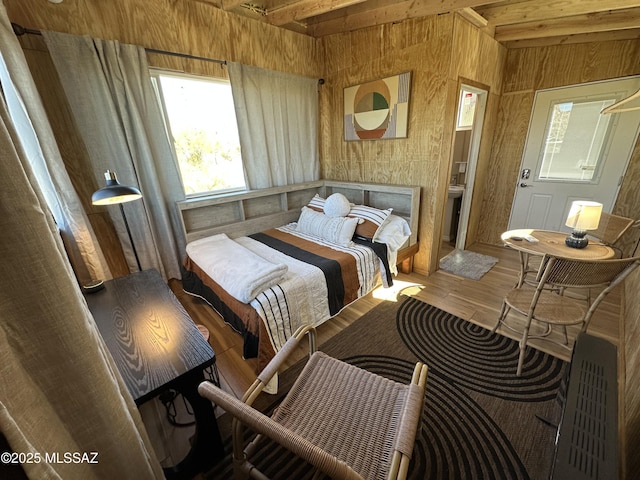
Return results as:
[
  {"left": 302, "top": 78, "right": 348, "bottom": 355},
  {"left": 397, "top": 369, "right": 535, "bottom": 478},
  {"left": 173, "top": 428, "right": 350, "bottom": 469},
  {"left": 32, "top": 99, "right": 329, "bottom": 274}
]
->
[{"left": 162, "top": 369, "right": 224, "bottom": 480}]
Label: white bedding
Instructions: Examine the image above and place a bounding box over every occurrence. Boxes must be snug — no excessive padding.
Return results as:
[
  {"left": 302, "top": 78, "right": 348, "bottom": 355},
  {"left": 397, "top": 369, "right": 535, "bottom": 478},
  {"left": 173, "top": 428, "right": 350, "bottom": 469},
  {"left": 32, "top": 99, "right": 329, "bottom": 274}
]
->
[
  {"left": 185, "top": 233, "right": 288, "bottom": 304},
  {"left": 239, "top": 224, "right": 381, "bottom": 352},
  {"left": 187, "top": 224, "right": 381, "bottom": 356}
]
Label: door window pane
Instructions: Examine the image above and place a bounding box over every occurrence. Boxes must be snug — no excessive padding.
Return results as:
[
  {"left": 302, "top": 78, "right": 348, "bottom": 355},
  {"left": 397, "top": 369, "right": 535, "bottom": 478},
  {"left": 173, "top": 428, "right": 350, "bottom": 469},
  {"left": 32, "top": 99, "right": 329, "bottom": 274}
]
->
[{"left": 539, "top": 99, "right": 615, "bottom": 181}]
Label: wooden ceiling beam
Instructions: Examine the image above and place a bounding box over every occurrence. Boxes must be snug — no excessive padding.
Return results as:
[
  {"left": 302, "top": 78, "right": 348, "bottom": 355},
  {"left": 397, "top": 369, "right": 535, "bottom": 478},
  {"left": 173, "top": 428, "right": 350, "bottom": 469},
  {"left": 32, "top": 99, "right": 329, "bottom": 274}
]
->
[
  {"left": 267, "top": 0, "right": 367, "bottom": 26},
  {"left": 478, "top": 0, "right": 640, "bottom": 27},
  {"left": 494, "top": 8, "right": 640, "bottom": 42},
  {"left": 504, "top": 27, "right": 640, "bottom": 49},
  {"left": 308, "top": 0, "right": 505, "bottom": 36},
  {"left": 457, "top": 7, "right": 489, "bottom": 28}
]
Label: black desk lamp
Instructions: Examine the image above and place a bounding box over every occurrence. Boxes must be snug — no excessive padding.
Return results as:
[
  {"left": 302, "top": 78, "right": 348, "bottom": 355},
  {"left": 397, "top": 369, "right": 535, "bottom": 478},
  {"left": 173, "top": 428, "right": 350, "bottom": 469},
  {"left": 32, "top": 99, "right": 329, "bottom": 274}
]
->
[{"left": 92, "top": 170, "right": 143, "bottom": 271}]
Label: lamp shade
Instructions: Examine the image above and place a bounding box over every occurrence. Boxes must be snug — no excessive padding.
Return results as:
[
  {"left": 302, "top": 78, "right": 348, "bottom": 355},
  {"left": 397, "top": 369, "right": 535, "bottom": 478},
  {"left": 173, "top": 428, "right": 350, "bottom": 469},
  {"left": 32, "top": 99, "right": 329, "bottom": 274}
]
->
[
  {"left": 565, "top": 201, "right": 603, "bottom": 231},
  {"left": 91, "top": 170, "right": 142, "bottom": 205}
]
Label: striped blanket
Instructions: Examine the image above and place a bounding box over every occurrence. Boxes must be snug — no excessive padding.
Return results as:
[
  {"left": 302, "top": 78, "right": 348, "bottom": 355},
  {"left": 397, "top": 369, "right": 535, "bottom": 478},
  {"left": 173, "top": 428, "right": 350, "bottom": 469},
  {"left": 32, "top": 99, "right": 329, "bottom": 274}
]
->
[{"left": 183, "top": 224, "right": 388, "bottom": 371}]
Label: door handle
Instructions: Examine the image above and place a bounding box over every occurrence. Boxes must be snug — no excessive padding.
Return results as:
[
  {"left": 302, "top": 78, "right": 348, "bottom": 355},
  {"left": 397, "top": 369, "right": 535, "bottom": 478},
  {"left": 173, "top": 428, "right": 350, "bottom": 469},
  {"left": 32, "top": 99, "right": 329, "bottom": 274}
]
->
[{"left": 520, "top": 183, "right": 532, "bottom": 187}]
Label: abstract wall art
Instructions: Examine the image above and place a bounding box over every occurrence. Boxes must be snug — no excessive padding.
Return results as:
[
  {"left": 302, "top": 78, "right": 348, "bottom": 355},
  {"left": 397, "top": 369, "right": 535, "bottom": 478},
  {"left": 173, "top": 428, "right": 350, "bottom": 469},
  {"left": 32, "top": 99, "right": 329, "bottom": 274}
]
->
[{"left": 344, "top": 71, "right": 411, "bottom": 141}]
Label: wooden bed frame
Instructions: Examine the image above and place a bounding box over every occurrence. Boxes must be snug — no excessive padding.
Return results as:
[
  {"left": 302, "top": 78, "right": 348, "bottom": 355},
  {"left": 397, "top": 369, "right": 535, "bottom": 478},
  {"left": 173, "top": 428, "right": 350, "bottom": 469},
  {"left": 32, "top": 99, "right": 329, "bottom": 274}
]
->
[{"left": 177, "top": 180, "right": 421, "bottom": 272}]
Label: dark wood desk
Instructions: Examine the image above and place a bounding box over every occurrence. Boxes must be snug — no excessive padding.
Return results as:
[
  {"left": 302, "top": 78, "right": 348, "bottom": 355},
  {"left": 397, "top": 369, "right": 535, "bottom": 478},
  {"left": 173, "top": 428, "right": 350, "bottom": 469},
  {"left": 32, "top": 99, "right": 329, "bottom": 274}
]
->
[{"left": 85, "top": 269, "right": 223, "bottom": 479}]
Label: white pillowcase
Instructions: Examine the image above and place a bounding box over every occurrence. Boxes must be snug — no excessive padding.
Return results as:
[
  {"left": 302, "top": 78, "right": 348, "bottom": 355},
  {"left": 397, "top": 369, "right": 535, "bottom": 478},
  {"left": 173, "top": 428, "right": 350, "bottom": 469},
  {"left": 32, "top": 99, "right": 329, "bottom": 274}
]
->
[
  {"left": 376, "top": 214, "right": 411, "bottom": 251},
  {"left": 323, "top": 193, "right": 351, "bottom": 217},
  {"left": 297, "top": 206, "right": 359, "bottom": 246}
]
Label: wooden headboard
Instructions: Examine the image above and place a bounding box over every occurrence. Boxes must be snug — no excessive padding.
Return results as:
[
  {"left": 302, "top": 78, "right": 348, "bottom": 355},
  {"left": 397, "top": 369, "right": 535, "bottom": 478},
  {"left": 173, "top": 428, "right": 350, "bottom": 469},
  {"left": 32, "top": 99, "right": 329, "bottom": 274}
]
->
[{"left": 177, "top": 180, "right": 421, "bottom": 267}]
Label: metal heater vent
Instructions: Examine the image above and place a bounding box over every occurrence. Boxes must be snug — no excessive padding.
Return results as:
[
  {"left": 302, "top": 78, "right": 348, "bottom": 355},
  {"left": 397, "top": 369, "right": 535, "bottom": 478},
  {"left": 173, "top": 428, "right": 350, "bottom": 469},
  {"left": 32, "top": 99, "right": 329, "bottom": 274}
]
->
[
  {"left": 567, "top": 360, "right": 608, "bottom": 477},
  {"left": 552, "top": 333, "right": 617, "bottom": 480}
]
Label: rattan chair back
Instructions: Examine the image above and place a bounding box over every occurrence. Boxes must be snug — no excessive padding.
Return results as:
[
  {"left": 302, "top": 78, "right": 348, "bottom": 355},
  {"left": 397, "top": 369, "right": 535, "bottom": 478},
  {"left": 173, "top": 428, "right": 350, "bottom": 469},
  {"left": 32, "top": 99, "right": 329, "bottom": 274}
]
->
[
  {"left": 589, "top": 212, "right": 635, "bottom": 246},
  {"left": 198, "top": 325, "right": 428, "bottom": 480},
  {"left": 542, "top": 255, "right": 639, "bottom": 289},
  {"left": 493, "top": 254, "right": 640, "bottom": 376}
]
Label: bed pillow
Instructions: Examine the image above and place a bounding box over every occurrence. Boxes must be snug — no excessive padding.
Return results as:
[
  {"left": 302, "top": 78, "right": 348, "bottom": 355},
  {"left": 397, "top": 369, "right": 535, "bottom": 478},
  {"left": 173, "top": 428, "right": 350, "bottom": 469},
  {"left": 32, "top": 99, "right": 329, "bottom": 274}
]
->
[
  {"left": 307, "top": 194, "right": 325, "bottom": 212},
  {"left": 297, "top": 206, "right": 359, "bottom": 246},
  {"left": 376, "top": 214, "right": 411, "bottom": 251},
  {"left": 349, "top": 205, "right": 393, "bottom": 241},
  {"left": 323, "top": 193, "right": 351, "bottom": 217}
]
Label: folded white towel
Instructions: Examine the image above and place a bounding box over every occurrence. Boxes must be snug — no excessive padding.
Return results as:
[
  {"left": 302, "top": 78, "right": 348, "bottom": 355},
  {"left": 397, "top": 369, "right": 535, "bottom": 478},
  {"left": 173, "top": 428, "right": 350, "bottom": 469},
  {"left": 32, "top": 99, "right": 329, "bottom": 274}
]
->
[{"left": 186, "top": 234, "right": 288, "bottom": 303}]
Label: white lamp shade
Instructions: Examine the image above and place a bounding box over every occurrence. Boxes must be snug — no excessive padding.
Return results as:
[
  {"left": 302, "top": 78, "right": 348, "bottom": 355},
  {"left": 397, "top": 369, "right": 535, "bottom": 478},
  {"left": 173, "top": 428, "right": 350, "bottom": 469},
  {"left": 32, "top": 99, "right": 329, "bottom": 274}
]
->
[{"left": 565, "top": 201, "right": 603, "bottom": 231}]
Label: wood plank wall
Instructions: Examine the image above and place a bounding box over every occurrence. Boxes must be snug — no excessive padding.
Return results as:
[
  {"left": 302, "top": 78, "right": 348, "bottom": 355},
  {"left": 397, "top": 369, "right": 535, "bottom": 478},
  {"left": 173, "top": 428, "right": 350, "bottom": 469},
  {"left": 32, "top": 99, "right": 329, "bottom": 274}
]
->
[
  {"left": 479, "top": 40, "right": 640, "bottom": 480},
  {"left": 477, "top": 41, "right": 640, "bottom": 248},
  {"left": 4, "top": 0, "right": 322, "bottom": 77},
  {"left": 4, "top": 0, "right": 322, "bottom": 276},
  {"left": 6, "top": 0, "right": 505, "bottom": 276},
  {"left": 6, "top": 1, "right": 640, "bottom": 474},
  {"left": 319, "top": 14, "right": 505, "bottom": 274},
  {"left": 624, "top": 270, "right": 640, "bottom": 478}
]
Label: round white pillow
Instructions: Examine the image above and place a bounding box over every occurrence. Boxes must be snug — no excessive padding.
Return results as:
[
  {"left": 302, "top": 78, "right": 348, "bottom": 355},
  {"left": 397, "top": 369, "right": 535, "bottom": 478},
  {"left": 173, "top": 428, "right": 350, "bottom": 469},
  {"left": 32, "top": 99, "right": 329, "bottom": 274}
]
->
[{"left": 323, "top": 193, "right": 351, "bottom": 217}]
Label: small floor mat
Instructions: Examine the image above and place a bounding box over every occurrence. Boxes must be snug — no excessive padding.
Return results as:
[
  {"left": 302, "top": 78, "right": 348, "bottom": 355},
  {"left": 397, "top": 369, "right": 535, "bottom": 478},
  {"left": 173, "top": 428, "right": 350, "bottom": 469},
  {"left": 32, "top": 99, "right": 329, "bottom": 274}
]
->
[{"left": 439, "top": 249, "right": 499, "bottom": 280}]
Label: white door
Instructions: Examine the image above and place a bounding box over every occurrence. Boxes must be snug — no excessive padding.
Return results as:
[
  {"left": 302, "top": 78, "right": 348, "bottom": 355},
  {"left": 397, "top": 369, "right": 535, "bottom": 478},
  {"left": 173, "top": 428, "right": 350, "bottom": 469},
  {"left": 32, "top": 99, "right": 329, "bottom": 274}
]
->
[{"left": 508, "top": 77, "right": 640, "bottom": 232}]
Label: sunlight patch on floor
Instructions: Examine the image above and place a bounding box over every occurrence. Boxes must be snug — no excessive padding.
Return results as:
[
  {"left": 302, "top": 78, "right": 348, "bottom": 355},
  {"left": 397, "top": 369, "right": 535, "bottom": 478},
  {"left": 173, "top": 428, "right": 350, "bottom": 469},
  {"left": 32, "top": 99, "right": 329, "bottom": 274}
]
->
[{"left": 372, "top": 279, "right": 424, "bottom": 301}]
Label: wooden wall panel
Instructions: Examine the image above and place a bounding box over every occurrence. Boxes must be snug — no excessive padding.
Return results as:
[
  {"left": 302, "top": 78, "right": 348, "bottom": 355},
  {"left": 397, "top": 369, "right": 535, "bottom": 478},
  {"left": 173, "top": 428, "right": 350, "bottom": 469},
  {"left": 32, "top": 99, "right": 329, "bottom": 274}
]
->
[
  {"left": 479, "top": 39, "right": 640, "bottom": 479},
  {"left": 478, "top": 39, "right": 640, "bottom": 248},
  {"left": 476, "top": 91, "right": 534, "bottom": 245},
  {"left": 449, "top": 16, "right": 506, "bottom": 249},
  {"left": 465, "top": 90, "right": 501, "bottom": 246},
  {"left": 624, "top": 269, "right": 640, "bottom": 478},
  {"left": 320, "top": 14, "right": 504, "bottom": 274},
  {"left": 4, "top": 0, "right": 322, "bottom": 78}
]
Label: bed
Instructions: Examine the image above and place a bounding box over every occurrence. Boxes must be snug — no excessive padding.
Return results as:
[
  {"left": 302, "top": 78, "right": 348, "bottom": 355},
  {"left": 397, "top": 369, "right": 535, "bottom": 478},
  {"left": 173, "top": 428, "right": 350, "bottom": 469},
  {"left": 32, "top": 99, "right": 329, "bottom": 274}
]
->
[{"left": 177, "top": 180, "right": 421, "bottom": 373}]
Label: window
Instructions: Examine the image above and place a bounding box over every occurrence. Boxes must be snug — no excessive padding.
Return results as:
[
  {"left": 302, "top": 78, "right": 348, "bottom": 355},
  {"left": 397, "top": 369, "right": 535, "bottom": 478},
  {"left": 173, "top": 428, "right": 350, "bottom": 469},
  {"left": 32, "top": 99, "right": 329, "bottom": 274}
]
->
[
  {"left": 456, "top": 90, "right": 477, "bottom": 130},
  {"left": 539, "top": 99, "right": 615, "bottom": 181},
  {"left": 152, "top": 71, "right": 245, "bottom": 196}
]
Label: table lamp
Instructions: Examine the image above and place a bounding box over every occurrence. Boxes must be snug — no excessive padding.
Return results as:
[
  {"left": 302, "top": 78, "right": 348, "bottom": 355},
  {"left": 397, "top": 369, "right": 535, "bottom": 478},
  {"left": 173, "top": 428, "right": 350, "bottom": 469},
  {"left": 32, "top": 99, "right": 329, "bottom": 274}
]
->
[
  {"left": 92, "top": 170, "right": 143, "bottom": 270},
  {"left": 565, "top": 200, "right": 602, "bottom": 249}
]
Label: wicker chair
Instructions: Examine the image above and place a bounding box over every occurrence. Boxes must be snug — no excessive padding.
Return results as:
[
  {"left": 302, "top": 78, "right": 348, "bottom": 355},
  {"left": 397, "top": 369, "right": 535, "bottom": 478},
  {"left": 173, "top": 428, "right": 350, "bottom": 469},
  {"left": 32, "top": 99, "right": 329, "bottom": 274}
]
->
[
  {"left": 199, "top": 325, "right": 428, "bottom": 480},
  {"left": 493, "top": 254, "right": 640, "bottom": 376},
  {"left": 588, "top": 212, "right": 636, "bottom": 256}
]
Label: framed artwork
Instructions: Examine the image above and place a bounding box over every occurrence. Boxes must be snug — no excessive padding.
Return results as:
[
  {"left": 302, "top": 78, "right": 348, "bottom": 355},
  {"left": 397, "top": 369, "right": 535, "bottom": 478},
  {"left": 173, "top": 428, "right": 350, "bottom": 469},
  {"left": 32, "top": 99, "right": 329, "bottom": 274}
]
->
[{"left": 344, "top": 71, "right": 411, "bottom": 141}]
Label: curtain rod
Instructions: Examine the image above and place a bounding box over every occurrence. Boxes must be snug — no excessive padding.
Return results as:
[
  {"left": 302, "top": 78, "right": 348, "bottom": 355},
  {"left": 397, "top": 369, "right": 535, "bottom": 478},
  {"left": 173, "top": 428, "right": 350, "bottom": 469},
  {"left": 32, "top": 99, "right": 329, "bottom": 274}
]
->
[{"left": 11, "top": 22, "right": 226, "bottom": 66}]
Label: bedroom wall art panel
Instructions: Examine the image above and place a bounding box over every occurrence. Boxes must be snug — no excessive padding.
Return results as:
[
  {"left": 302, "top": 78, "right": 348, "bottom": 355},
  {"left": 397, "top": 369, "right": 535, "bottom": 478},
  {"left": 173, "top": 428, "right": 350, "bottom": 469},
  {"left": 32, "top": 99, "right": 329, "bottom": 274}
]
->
[{"left": 343, "top": 72, "right": 411, "bottom": 141}]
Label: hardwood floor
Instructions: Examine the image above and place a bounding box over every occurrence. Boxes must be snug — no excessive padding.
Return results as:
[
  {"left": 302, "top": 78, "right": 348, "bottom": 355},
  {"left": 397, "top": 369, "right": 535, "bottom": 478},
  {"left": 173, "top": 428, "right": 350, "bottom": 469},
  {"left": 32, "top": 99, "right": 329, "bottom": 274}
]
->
[{"left": 169, "top": 242, "right": 622, "bottom": 400}]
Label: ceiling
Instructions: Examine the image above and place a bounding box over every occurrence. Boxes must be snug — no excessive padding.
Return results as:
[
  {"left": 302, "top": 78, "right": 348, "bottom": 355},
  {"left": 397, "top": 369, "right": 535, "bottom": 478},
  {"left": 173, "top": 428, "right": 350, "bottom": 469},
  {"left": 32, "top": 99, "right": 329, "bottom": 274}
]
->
[{"left": 193, "top": 0, "right": 640, "bottom": 48}]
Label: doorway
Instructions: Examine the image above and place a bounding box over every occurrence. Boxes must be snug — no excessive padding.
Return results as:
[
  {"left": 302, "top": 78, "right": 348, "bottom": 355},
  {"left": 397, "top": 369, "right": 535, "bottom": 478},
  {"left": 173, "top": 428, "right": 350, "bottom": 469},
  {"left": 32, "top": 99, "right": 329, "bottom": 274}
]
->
[
  {"left": 441, "top": 83, "right": 488, "bottom": 259},
  {"left": 508, "top": 76, "right": 640, "bottom": 232}
]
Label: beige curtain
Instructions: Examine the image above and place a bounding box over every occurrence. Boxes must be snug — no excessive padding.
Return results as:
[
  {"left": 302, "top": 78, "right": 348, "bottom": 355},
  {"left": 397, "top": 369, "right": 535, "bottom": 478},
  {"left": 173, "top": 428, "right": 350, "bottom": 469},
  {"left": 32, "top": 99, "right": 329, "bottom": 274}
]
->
[
  {"left": 228, "top": 62, "right": 320, "bottom": 189},
  {"left": 0, "top": 5, "right": 163, "bottom": 480},
  {"left": 0, "top": 4, "right": 110, "bottom": 286},
  {"left": 0, "top": 62, "right": 163, "bottom": 480},
  {"left": 43, "top": 31, "right": 186, "bottom": 280}
]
